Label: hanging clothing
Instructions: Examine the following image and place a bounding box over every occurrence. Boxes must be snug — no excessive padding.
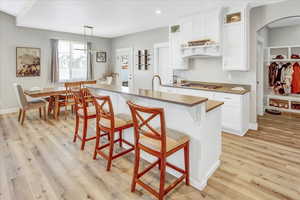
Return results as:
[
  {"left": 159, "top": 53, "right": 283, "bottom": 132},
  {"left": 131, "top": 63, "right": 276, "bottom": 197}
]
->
[
  {"left": 292, "top": 62, "right": 300, "bottom": 94},
  {"left": 269, "top": 62, "right": 278, "bottom": 87},
  {"left": 275, "top": 63, "right": 284, "bottom": 83},
  {"left": 280, "top": 63, "right": 291, "bottom": 83},
  {"left": 282, "top": 64, "right": 294, "bottom": 94},
  {"left": 282, "top": 64, "right": 294, "bottom": 85}
]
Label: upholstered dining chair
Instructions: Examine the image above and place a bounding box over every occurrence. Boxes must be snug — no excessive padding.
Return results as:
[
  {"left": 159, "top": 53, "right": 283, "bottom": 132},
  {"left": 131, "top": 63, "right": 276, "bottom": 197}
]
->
[{"left": 13, "top": 83, "right": 47, "bottom": 125}]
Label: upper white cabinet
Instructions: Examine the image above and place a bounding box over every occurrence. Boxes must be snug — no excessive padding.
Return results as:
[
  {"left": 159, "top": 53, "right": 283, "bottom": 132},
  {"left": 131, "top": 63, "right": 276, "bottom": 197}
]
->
[
  {"left": 169, "top": 5, "right": 250, "bottom": 71},
  {"left": 222, "top": 5, "right": 250, "bottom": 71},
  {"left": 169, "top": 7, "right": 224, "bottom": 67},
  {"left": 169, "top": 26, "right": 188, "bottom": 70},
  {"left": 179, "top": 7, "right": 223, "bottom": 45}
]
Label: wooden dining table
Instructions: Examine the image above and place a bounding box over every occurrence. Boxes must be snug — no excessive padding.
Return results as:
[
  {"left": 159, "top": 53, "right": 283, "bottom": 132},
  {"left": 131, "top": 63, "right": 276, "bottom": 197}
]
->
[
  {"left": 24, "top": 87, "right": 67, "bottom": 120},
  {"left": 24, "top": 81, "right": 97, "bottom": 120}
]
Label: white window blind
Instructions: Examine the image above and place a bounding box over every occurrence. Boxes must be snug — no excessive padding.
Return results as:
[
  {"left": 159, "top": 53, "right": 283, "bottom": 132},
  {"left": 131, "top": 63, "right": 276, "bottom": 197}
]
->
[{"left": 58, "top": 40, "right": 87, "bottom": 82}]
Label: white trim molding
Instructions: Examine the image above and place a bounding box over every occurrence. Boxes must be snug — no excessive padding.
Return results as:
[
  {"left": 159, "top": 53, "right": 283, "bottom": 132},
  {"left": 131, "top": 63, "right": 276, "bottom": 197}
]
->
[
  {"left": 249, "top": 122, "right": 258, "bottom": 130},
  {"left": 0, "top": 107, "right": 19, "bottom": 115},
  {"left": 153, "top": 42, "right": 169, "bottom": 75}
]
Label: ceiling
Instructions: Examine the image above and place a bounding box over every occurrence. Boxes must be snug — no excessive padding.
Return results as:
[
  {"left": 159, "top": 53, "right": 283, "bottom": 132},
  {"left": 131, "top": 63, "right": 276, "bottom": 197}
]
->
[
  {"left": 268, "top": 16, "right": 300, "bottom": 29},
  {"left": 0, "top": 0, "right": 285, "bottom": 38}
]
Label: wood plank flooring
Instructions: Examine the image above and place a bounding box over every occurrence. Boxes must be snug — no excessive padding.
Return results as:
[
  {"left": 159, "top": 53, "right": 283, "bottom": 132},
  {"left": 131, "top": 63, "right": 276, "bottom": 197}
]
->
[{"left": 0, "top": 111, "right": 299, "bottom": 200}]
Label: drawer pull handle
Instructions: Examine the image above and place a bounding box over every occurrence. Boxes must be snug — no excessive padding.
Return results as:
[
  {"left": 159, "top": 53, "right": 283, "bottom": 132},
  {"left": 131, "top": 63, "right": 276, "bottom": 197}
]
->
[{"left": 224, "top": 97, "right": 232, "bottom": 100}]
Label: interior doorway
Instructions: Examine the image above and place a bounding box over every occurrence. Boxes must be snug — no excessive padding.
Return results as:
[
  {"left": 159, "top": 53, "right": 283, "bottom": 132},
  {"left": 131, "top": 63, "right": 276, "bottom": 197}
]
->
[
  {"left": 116, "top": 48, "right": 134, "bottom": 87},
  {"left": 256, "top": 16, "right": 300, "bottom": 115},
  {"left": 153, "top": 42, "right": 171, "bottom": 90}
]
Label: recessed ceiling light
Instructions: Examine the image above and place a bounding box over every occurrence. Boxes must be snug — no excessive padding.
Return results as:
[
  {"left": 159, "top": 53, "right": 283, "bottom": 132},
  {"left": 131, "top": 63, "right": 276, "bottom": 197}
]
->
[{"left": 155, "top": 9, "right": 162, "bottom": 15}]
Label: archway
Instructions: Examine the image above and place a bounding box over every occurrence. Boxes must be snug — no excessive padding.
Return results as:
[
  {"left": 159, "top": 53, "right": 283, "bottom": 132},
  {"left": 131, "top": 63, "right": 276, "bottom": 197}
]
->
[{"left": 256, "top": 16, "right": 300, "bottom": 116}]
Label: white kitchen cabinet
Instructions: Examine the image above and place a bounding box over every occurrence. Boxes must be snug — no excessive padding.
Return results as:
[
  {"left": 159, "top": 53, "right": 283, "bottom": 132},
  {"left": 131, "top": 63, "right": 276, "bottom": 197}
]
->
[
  {"left": 222, "top": 5, "right": 250, "bottom": 71},
  {"left": 169, "top": 26, "right": 188, "bottom": 70},
  {"left": 179, "top": 8, "right": 223, "bottom": 45},
  {"left": 214, "top": 93, "right": 249, "bottom": 135},
  {"left": 180, "top": 17, "right": 193, "bottom": 44},
  {"left": 169, "top": 7, "right": 224, "bottom": 68},
  {"left": 191, "top": 13, "right": 205, "bottom": 41},
  {"left": 159, "top": 86, "right": 250, "bottom": 136},
  {"left": 203, "top": 9, "right": 222, "bottom": 43}
]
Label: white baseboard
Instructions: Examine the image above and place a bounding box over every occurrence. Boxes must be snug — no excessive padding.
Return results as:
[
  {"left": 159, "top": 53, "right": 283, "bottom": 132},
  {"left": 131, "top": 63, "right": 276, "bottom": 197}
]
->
[
  {"left": 190, "top": 160, "right": 221, "bottom": 190},
  {"left": 222, "top": 127, "right": 247, "bottom": 136},
  {"left": 249, "top": 123, "right": 258, "bottom": 130},
  {"left": 0, "top": 107, "right": 19, "bottom": 115}
]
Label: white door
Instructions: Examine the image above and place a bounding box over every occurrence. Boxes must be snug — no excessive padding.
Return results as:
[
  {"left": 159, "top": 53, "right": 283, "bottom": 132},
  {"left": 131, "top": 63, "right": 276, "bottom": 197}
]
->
[
  {"left": 154, "top": 43, "right": 171, "bottom": 90},
  {"left": 256, "top": 37, "right": 264, "bottom": 116},
  {"left": 116, "top": 48, "right": 134, "bottom": 88}
]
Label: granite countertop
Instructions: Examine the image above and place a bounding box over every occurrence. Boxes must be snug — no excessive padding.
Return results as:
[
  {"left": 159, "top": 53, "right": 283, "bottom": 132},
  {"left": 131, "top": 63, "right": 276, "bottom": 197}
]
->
[
  {"left": 88, "top": 84, "right": 209, "bottom": 107},
  {"left": 163, "top": 81, "right": 251, "bottom": 95}
]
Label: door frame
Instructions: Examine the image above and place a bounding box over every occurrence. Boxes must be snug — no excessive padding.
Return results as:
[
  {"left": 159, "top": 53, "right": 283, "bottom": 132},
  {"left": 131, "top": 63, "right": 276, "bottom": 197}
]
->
[
  {"left": 153, "top": 42, "right": 170, "bottom": 90},
  {"left": 153, "top": 42, "right": 169, "bottom": 75},
  {"left": 256, "top": 35, "right": 265, "bottom": 116},
  {"left": 116, "top": 47, "right": 134, "bottom": 87}
]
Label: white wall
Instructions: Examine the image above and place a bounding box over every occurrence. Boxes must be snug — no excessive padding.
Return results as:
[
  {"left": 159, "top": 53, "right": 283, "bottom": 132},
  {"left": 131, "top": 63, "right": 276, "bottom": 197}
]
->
[
  {"left": 0, "top": 11, "right": 111, "bottom": 110},
  {"left": 269, "top": 25, "right": 300, "bottom": 46},
  {"left": 111, "top": 27, "right": 169, "bottom": 89}
]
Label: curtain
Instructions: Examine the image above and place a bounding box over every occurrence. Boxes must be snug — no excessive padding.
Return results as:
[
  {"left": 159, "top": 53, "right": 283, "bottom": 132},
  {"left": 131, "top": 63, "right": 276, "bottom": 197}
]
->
[
  {"left": 50, "top": 39, "right": 59, "bottom": 83},
  {"left": 87, "top": 42, "right": 94, "bottom": 80}
]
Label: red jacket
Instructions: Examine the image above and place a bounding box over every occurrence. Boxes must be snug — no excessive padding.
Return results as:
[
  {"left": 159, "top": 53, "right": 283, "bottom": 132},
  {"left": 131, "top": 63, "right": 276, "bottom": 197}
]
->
[{"left": 292, "top": 62, "right": 300, "bottom": 94}]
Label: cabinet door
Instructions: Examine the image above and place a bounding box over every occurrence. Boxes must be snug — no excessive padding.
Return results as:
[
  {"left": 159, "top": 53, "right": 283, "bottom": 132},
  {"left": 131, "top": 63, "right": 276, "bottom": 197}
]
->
[
  {"left": 221, "top": 105, "right": 242, "bottom": 131},
  {"left": 169, "top": 30, "right": 188, "bottom": 70},
  {"left": 203, "top": 9, "right": 220, "bottom": 42},
  {"left": 223, "top": 23, "right": 243, "bottom": 70},
  {"left": 192, "top": 13, "right": 205, "bottom": 41},
  {"left": 180, "top": 17, "right": 193, "bottom": 44}
]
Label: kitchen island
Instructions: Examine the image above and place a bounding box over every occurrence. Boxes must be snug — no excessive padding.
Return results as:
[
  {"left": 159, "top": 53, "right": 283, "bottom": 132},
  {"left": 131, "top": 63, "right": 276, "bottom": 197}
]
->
[{"left": 88, "top": 84, "right": 223, "bottom": 190}]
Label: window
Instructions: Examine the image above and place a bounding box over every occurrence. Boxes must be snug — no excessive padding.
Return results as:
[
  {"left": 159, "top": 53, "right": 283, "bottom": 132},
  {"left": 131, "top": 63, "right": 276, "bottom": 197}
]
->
[{"left": 58, "top": 40, "right": 87, "bottom": 82}]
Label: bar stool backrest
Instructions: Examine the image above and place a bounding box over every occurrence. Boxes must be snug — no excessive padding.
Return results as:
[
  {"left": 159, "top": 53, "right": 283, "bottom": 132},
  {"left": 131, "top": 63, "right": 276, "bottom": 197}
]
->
[
  {"left": 72, "top": 88, "right": 90, "bottom": 116},
  {"left": 93, "top": 95, "right": 115, "bottom": 131},
  {"left": 127, "top": 101, "right": 167, "bottom": 153},
  {"left": 65, "top": 81, "right": 82, "bottom": 104}
]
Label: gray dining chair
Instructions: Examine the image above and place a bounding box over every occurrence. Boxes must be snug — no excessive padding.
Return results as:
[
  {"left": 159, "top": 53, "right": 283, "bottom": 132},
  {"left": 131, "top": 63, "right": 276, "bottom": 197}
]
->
[{"left": 13, "top": 83, "right": 47, "bottom": 125}]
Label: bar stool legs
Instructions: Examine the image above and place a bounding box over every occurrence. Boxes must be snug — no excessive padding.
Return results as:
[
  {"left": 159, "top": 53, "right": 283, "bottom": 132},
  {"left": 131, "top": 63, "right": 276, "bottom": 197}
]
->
[
  {"left": 131, "top": 143, "right": 190, "bottom": 200},
  {"left": 93, "top": 127, "right": 134, "bottom": 171},
  {"left": 184, "top": 142, "right": 190, "bottom": 185}
]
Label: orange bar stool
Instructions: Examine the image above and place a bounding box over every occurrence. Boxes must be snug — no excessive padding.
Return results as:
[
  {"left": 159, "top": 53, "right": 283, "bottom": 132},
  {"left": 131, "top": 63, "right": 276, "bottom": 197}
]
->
[
  {"left": 93, "top": 95, "right": 134, "bottom": 171},
  {"left": 73, "top": 88, "right": 97, "bottom": 150},
  {"left": 127, "top": 101, "right": 190, "bottom": 200}
]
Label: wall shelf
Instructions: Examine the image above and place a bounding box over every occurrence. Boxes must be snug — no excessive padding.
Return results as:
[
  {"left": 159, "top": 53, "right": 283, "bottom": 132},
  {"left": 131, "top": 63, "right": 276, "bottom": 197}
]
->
[{"left": 181, "top": 44, "right": 221, "bottom": 58}]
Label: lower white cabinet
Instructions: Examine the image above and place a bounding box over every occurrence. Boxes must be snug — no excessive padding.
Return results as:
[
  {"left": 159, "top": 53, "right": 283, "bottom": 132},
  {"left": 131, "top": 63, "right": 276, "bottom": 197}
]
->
[
  {"left": 159, "top": 86, "right": 250, "bottom": 136},
  {"left": 213, "top": 93, "right": 249, "bottom": 136}
]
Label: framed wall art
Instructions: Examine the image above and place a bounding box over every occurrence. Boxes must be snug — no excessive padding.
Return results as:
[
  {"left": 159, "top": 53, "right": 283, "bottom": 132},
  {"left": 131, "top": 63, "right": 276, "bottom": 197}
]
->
[
  {"left": 16, "top": 47, "right": 41, "bottom": 77},
  {"left": 96, "top": 51, "right": 107, "bottom": 63}
]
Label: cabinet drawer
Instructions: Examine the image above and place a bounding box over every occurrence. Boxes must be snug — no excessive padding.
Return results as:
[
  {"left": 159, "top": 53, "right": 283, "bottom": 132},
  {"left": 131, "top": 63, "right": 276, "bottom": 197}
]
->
[{"left": 214, "top": 93, "right": 241, "bottom": 105}]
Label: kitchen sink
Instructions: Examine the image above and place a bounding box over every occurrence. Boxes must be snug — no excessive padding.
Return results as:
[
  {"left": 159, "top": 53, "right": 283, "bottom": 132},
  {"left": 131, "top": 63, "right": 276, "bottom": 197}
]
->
[{"left": 181, "top": 83, "right": 222, "bottom": 89}]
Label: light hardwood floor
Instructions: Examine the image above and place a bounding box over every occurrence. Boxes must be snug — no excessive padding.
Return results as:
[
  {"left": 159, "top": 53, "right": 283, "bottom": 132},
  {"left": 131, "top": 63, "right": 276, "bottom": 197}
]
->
[{"left": 0, "top": 112, "right": 299, "bottom": 200}]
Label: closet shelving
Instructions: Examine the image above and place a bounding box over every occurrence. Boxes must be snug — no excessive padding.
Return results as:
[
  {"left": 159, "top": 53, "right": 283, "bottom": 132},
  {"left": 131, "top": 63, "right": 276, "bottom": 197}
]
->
[
  {"left": 265, "top": 45, "right": 300, "bottom": 114},
  {"left": 266, "top": 95, "right": 300, "bottom": 113}
]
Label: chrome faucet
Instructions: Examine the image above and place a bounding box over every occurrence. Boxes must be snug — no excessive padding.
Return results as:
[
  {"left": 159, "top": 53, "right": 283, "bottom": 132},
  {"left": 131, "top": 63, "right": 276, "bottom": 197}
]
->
[{"left": 152, "top": 75, "right": 162, "bottom": 91}]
